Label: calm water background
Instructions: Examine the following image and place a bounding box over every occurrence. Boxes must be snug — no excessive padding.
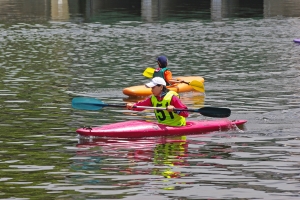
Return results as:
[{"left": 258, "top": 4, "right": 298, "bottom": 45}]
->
[{"left": 0, "top": 0, "right": 300, "bottom": 199}]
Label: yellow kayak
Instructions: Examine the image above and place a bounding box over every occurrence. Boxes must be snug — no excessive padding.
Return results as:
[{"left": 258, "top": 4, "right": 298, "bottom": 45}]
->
[{"left": 123, "top": 76, "right": 205, "bottom": 97}]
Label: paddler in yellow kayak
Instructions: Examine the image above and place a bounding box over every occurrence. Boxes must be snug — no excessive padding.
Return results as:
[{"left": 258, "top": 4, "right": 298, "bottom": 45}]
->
[
  {"left": 155, "top": 55, "right": 183, "bottom": 86},
  {"left": 126, "top": 77, "right": 189, "bottom": 126}
]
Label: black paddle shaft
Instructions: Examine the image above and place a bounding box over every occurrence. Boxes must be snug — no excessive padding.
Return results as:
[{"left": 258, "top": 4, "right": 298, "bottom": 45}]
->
[{"left": 174, "top": 107, "right": 231, "bottom": 118}]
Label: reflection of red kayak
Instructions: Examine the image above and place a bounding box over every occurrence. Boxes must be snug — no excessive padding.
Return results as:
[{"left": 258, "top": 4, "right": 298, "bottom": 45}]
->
[
  {"left": 76, "top": 119, "right": 246, "bottom": 138},
  {"left": 75, "top": 136, "right": 190, "bottom": 178}
]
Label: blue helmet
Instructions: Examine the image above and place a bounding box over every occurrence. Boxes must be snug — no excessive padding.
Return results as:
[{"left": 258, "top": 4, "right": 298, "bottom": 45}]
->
[{"left": 157, "top": 56, "right": 168, "bottom": 68}]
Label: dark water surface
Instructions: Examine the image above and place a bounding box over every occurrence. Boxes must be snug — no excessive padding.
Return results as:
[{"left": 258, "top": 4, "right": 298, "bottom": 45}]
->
[{"left": 0, "top": 0, "right": 300, "bottom": 199}]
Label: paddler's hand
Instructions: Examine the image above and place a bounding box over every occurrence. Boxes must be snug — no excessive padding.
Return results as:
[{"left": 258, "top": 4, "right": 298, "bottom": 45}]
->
[
  {"left": 176, "top": 79, "right": 184, "bottom": 83},
  {"left": 126, "top": 103, "right": 134, "bottom": 110},
  {"left": 166, "top": 105, "right": 175, "bottom": 112}
]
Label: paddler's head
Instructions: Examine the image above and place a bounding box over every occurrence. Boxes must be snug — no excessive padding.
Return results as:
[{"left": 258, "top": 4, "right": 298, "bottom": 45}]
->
[
  {"left": 157, "top": 55, "right": 168, "bottom": 68},
  {"left": 145, "top": 77, "right": 167, "bottom": 96}
]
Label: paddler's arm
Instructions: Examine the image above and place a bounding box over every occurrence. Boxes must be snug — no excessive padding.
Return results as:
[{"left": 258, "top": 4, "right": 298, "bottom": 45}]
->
[
  {"left": 164, "top": 70, "right": 184, "bottom": 85},
  {"left": 168, "top": 96, "right": 189, "bottom": 117},
  {"left": 126, "top": 98, "right": 152, "bottom": 111}
]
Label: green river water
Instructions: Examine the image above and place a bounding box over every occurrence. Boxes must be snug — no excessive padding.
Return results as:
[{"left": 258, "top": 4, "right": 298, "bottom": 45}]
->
[{"left": 0, "top": 0, "right": 300, "bottom": 199}]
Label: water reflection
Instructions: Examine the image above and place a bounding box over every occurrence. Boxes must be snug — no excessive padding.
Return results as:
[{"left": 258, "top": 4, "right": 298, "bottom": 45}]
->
[
  {"left": 211, "top": 0, "right": 264, "bottom": 20},
  {"left": 0, "top": 0, "right": 50, "bottom": 22},
  {"left": 0, "top": 0, "right": 300, "bottom": 199},
  {"left": 71, "top": 132, "right": 278, "bottom": 198},
  {"left": 1, "top": 0, "right": 300, "bottom": 23},
  {"left": 51, "top": 0, "right": 69, "bottom": 21},
  {"left": 73, "top": 134, "right": 239, "bottom": 181},
  {"left": 75, "top": 136, "right": 189, "bottom": 180},
  {"left": 264, "top": 0, "right": 300, "bottom": 17}
]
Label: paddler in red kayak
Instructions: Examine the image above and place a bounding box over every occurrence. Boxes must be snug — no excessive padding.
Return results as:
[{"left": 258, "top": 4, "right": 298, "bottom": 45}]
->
[
  {"left": 154, "top": 55, "right": 183, "bottom": 86},
  {"left": 126, "top": 77, "right": 189, "bottom": 126}
]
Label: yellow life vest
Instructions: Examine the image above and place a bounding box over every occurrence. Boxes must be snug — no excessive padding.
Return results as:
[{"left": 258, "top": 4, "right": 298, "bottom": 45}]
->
[{"left": 151, "top": 91, "right": 186, "bottom": 126}]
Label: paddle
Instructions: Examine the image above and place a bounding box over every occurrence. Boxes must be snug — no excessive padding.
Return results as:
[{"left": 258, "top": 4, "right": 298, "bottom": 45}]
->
[
  {"left": 142, "top": 67, "right": 205, "bottom": 93},
  {"left": 72, "top": 97, "right": 231, "bottom": 118},
  {"left": 142, "top": 67, "right": 155, "bottom": 78}
]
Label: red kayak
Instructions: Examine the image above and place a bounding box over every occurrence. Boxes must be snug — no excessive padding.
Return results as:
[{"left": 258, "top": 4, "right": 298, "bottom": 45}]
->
[{"left": 76, "top": 119, "right": 247, "bottom": 138}]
